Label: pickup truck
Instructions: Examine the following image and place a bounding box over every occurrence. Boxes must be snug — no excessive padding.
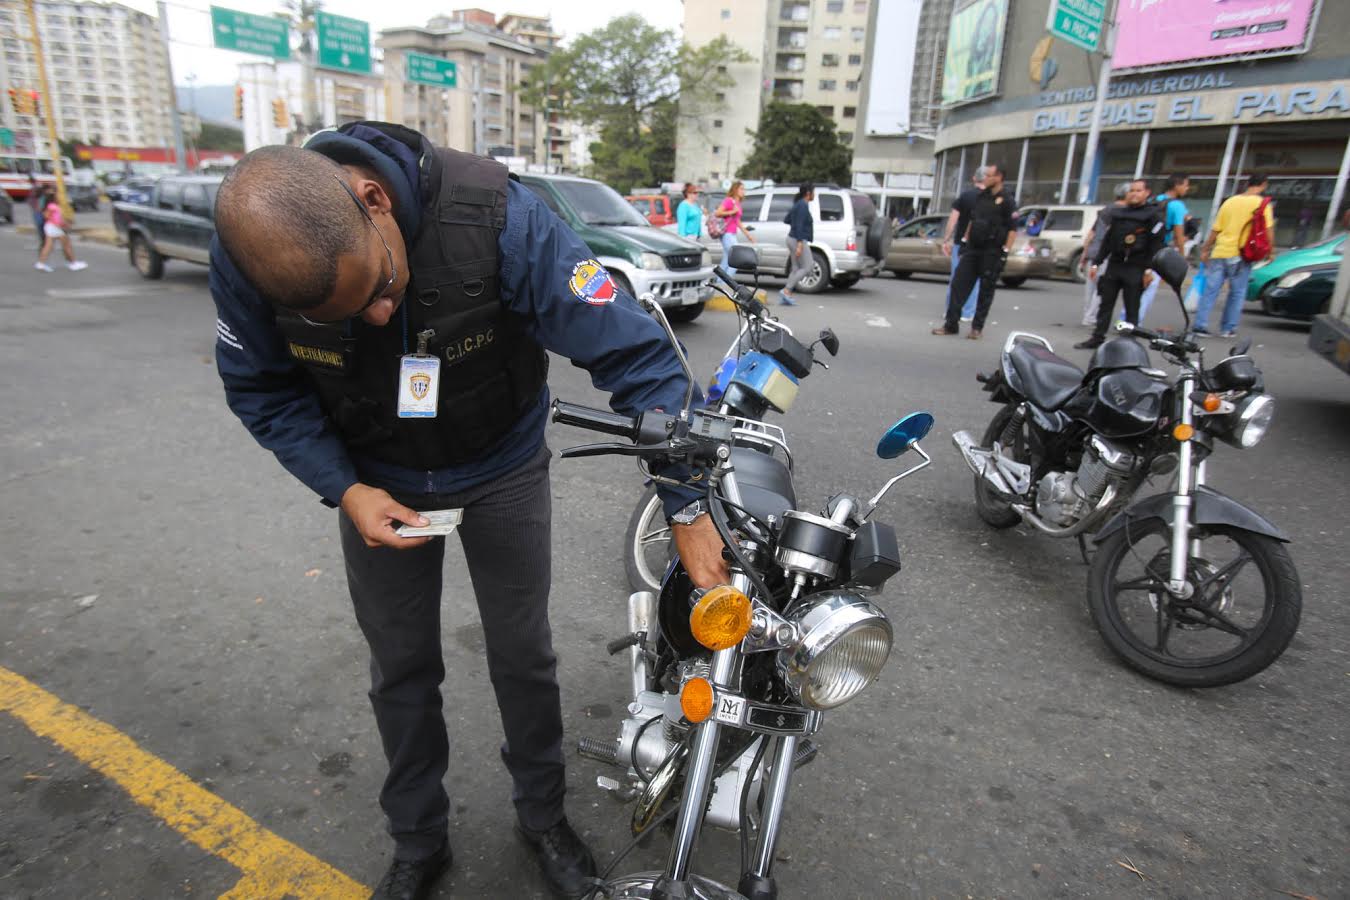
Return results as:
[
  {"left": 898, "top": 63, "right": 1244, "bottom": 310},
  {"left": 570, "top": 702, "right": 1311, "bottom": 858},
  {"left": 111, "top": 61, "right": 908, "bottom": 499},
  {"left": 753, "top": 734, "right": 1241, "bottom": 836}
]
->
[
  {"left": 1308, "top": 242, "right": 1350, "bottom": 376},
  {"left": 112, "top": 175, "right": 221, "bottom": 279}
]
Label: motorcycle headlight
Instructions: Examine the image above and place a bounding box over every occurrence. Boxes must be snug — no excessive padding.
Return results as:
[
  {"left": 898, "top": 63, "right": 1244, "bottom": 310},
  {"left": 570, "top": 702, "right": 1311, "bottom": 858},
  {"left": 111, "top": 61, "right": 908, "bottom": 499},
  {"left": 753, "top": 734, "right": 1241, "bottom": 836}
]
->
[
  {"left": 1228, "top": 393, "right": 1275, "bottom": 448},
  {"left": 776, "top": 590, "right": 893, "bottom": 710},
  {"left": 639, "top": 251, "right": 666, "bottom": 270}
]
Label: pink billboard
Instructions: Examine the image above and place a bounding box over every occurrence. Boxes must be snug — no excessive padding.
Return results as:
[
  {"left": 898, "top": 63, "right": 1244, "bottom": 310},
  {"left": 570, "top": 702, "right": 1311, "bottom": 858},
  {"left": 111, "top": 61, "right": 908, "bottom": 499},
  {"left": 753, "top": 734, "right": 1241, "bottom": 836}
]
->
[{"left": 1113, "top": 0, "right": 1320, "bottom": 71}]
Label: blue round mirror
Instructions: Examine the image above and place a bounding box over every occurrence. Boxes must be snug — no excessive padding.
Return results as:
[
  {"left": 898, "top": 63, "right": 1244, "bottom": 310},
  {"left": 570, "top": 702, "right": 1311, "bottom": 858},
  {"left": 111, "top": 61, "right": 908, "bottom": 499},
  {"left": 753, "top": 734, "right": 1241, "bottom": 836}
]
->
[{"left": 876, "top": 411, "right": 935, "bottom": 459}]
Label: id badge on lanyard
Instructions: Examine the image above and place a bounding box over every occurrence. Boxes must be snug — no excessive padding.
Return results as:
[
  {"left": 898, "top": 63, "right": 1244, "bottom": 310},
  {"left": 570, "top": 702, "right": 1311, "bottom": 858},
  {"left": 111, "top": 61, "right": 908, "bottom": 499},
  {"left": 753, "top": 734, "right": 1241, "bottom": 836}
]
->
[{"left": 397, "top": 328, "right": 440, "bottom": 418}]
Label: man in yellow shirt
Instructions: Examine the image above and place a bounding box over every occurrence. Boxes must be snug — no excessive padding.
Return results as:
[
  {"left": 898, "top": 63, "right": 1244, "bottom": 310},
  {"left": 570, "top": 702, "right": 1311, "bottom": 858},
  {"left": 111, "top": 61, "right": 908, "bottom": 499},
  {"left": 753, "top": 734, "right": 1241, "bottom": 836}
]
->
[{"left": 1196, "top": 173, "right": 1274, "bottom": 337}]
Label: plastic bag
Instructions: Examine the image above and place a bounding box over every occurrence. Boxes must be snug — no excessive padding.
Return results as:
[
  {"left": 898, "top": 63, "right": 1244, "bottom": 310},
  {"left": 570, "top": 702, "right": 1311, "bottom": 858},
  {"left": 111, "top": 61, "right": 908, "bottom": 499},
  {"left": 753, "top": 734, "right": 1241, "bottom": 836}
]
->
[{"left": 1183, "top": 266, "right": 1207, "bottom": 314}]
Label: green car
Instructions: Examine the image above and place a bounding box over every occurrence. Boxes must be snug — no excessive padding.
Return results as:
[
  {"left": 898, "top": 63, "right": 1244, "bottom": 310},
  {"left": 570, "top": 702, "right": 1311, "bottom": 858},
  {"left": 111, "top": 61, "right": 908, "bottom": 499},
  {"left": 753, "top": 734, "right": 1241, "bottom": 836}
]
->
[
  {"left": 516, "top": 173, "right": 715, "bottom": 323},
  {"left": 1247, "top": 233, "right": 1345, "bottom": 302}
]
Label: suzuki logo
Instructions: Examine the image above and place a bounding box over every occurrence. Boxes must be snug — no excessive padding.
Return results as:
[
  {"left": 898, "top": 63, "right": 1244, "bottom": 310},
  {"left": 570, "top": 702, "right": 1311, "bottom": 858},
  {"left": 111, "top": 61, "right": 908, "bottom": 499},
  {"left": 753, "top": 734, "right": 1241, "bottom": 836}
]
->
[{"left": 776, "top": 714, "right": 786, "bottom": 728}]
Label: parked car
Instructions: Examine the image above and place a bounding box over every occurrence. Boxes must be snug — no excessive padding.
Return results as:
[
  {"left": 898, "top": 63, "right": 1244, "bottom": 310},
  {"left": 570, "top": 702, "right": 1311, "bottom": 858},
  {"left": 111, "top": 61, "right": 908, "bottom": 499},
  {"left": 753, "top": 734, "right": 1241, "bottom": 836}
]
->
[
  {"left": 111, "top": 175, "right": 221, "bottom": 278},
  {"left": 626, "top": 192, "right": 680, "bottom": 227},
  {"left": 884, "top": 213, "right": 1055, "bottom": 286},
  {"left": 1015, "top": 204, "right": 1098, "bottom": 281},
  {"left": 518, "top": 173, "right": 715, "bottom": 322},
  {"left": 106, "top": 177, "right": 157, "bottom": 205},
  {"left": 0, "top": 189, "right": 12, "bottom": 223},
  {"left": 1247, "top": 232, "right": 1344, "bottom": 303},
  {"left": 67, "top": 182, "right": 100, "bottom": 211},
  {"left": 737, "top": 184, "right": 890, "bottom": 292},
  {"left": 1257, "top": 261, "right": 1338, "bottom": 319}
]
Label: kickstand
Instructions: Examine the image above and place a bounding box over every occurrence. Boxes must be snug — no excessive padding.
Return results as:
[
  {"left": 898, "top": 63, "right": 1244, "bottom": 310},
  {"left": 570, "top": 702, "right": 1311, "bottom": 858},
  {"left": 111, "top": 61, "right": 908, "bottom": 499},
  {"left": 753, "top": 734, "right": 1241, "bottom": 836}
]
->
[{"left": 1076, "top": 534, "right": 1092, "bottom": 566}]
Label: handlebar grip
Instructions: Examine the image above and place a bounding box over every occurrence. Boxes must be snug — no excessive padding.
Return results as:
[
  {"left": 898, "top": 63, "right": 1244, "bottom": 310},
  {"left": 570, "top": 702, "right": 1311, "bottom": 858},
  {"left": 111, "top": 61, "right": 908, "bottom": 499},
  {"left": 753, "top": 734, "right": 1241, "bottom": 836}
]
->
[{"left": 551, "top": 401, "right": 639, "bottom": 439}]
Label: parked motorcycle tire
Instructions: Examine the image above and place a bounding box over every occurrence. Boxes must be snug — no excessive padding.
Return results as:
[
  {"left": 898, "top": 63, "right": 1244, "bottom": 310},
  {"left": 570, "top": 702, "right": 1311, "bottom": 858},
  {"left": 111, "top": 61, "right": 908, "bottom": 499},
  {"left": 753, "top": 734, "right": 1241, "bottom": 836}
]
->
[
  {"left": 625, "top": 484, "right": 671, "bottom": 593},
  {"left": 973, "top": 402, "right": 1025, "bottom": 529},
  {"left": 1087, "top": 520, "right": 1302, "bottom": 688}
]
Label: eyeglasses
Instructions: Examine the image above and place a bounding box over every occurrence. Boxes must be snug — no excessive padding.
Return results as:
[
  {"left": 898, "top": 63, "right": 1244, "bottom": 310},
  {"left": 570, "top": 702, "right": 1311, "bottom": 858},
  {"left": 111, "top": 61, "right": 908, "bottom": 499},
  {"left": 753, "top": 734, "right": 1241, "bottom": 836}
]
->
[{"left": 298, "top": 175, "right": 398, "bottom": 326}]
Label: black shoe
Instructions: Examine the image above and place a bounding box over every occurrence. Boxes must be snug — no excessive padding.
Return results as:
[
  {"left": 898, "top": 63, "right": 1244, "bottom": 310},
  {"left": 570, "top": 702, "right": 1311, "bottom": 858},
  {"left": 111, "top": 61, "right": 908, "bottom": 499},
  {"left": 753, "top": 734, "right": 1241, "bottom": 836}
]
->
[
  {"left": 517, "top": 818, "right": 599, "bottom": 899},
  {"left": 373, "top": 842, "right": 452, "bottom": 900},
  {"left": 1074, "top": 337, "right": 1103, "bottom": 350}
]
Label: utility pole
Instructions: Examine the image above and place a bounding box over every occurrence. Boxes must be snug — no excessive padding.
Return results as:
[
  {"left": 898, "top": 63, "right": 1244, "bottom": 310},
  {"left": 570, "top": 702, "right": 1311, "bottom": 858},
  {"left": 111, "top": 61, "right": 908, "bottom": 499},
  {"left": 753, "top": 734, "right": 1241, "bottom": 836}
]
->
[
  {"left": 1075, "top": 0, "right": 1119, "bottom": 205},
  {"left": 156, "top": 0, "right": 188, "bottom": 173},
  {"left": 22, "top": 0, "right": 70, "bottom": 220}
]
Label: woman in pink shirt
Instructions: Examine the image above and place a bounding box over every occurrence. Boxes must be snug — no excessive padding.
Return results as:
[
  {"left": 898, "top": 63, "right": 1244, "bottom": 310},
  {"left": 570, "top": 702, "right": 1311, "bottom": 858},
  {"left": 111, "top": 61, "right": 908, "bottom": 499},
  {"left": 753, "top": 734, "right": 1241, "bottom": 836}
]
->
[
  {"left": 35, "top": 190, "right": 87, "bottom": 272},
  {"left": 713, "top": 180, "right": 755, "bottom": 273}
]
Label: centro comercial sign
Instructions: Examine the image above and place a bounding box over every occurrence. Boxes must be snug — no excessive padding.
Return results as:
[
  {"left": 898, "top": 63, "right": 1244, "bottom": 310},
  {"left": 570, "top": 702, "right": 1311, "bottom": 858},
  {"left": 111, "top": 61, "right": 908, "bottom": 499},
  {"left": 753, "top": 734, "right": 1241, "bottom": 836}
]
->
[{"left": 1033, "top": 70, "right": 1349, "bottom": 133}]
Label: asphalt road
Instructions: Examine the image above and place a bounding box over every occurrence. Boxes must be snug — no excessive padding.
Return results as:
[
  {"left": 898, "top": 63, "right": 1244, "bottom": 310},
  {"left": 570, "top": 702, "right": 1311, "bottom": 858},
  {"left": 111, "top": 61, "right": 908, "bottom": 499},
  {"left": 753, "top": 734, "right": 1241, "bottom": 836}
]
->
[{"left": 1, "top": 224, "right": 1346, "bottom": 900}]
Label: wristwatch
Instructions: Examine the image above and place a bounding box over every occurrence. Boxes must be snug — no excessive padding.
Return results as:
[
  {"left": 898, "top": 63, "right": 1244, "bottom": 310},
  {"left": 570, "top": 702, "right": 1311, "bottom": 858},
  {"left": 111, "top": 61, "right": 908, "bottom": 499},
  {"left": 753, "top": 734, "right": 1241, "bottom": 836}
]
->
[{"left": 669, "top": 499, "right": 710, "bottom": 526}]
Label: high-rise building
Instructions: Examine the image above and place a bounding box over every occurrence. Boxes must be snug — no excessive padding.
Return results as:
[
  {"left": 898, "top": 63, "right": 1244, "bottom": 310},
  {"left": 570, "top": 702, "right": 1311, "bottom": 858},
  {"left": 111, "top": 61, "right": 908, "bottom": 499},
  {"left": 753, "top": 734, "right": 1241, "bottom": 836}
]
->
[
  {"left": 677, "top": 0, "right": 875, "bottom": 183},
  {"left": 377, "top": 10, "right": 571, "bottom": 172},
  {"left": 0, "top": 0, "right": 175, "bottom": 153},
  {"left": 237, "top": 61, "right": 384, "bottom": 152}
]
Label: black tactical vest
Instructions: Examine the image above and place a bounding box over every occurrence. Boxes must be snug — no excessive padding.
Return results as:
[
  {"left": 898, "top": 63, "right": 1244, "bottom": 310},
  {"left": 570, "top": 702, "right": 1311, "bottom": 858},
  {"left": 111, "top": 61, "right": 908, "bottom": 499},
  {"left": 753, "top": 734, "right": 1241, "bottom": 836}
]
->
[
  {"left": 1106, "top": 203, "right": 1163, "bottom": 265},
  {"left": 274, "top": 139, "right": 548, "bottom": 470}
]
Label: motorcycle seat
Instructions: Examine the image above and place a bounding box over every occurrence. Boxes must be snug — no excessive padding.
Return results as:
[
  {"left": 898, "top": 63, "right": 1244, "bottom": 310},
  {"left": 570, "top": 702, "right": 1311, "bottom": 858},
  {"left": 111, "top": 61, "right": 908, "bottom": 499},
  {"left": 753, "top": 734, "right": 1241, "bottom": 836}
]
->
[
  {"left": 731, "top": 447, "right": 797, "bottom": 523},
  {"left": 1009, "top": 343, "right": 1084, "bottom": 411}
]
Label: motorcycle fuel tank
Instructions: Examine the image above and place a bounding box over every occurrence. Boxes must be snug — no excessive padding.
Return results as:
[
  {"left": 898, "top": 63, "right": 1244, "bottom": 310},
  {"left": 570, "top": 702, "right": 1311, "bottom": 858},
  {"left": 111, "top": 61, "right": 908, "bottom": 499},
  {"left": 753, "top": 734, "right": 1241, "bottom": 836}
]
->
[{"left": 1069, "top": 368, "right": 1166, "bottom": 438}]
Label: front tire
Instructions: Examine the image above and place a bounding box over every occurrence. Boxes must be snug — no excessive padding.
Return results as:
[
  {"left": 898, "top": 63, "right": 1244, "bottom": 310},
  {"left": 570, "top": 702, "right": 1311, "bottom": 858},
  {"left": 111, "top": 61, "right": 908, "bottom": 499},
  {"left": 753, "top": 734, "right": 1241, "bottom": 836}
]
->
[
  {"left": 1069, "top": 250, "right": 1086, "bottom": 284},
  {"left": 625, "top": 484, "right": 672, "bottom": 593},
  {"left": 974, "top": 402, "right": 1026, "bottom": 529},
  {"left": 1001, "top": 276, "right": 1027, "bottom": 288},
  {"left": 1088, "top": 521, "right": 1302, "bottom": 687}
]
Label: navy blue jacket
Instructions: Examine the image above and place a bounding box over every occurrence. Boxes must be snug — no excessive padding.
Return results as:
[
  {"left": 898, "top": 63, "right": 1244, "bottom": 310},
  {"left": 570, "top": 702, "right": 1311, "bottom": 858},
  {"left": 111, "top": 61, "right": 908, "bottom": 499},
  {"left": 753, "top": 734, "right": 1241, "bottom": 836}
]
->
[
  {"left": 785, "top": 198, "right": 814, "bottom": 242},
  {"left": 210, "top": 132, "right": 702, "bottom": 518}
]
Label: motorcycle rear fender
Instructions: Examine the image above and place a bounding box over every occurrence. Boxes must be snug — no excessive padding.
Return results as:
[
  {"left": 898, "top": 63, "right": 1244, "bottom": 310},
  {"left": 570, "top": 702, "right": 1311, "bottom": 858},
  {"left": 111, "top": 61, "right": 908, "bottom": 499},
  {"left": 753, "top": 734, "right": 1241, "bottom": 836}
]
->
[
  {"left": 976, "top": 367, "right": 1018, "bottom": 403},
  {"left": 1093, "top": 485, "right": 1290, "bottom": 544}
]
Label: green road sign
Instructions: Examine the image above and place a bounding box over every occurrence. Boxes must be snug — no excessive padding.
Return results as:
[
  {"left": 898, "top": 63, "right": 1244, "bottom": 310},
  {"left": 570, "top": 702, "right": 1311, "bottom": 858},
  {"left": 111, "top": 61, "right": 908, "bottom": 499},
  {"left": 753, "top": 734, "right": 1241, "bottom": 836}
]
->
[
  {"left": 210, "top": 6, "right": 290, "bottom": 60},
  {"left": 316, "top": 11, "right": 371, "bottom": 74},
  {"left": 407, "top": 52, "right": 457, "bottom": 88},
  {"left": 1047, "top": 0, "right": 1105, "bottom": 53}
]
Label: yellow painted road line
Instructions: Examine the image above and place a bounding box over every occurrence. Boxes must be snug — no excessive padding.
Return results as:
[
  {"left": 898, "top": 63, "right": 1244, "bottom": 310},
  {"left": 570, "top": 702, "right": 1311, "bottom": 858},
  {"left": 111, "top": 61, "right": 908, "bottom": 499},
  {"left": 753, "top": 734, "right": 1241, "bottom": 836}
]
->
[{"left": 0, "top": 666, "right": 369, "bottom": 899}]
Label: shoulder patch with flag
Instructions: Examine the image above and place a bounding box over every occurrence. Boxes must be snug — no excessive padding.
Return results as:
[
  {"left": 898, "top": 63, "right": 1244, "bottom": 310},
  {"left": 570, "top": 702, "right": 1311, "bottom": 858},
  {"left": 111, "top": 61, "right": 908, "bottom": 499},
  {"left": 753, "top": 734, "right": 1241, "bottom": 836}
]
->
[{"left": 568, "top": 259, "right": 617, "bottom": 305}]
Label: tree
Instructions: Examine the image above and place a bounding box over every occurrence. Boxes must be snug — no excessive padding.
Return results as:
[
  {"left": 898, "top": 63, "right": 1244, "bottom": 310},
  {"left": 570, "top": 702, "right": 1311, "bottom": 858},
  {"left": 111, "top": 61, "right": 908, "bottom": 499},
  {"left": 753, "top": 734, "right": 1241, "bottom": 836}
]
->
[
  {"left": 738, "top": 103, "right": 853, "bottom": 185},
  {"left": 198, "top": 122, "right": 245, "bottom": 152},
  {"left": 520, "top": 15, "right": 747, "bottom": 188}
]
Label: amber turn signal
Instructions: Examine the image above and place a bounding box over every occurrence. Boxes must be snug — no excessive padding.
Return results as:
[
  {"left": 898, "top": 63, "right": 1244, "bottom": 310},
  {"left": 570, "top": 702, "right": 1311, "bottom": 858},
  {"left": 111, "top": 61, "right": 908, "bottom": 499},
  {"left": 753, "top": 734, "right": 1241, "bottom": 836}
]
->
[
  {"left": 680, "top": 677, "right": 714, "bottom": 723},
  {"left": 1173, "top": 423, "right": 1195, "bottom": 441},
  {"left": 689, "top": 585, "right": 752, "bottom": 651},
  {"left": 1202, "top": 393, "right": 1221, "bottom": 412}
]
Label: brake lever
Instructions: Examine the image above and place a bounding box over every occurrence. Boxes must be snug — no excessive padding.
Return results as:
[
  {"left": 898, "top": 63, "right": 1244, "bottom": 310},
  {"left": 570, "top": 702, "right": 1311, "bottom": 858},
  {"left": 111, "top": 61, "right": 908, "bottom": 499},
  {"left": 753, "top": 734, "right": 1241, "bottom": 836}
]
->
[{"left": 559, "top": 442, "right": 689, "bottom": 461}]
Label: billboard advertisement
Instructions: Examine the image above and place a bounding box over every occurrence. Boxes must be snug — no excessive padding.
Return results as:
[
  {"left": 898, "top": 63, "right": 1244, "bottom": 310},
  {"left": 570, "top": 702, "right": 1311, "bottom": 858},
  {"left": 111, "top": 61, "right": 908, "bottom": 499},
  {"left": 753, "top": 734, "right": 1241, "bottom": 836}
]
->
[
  {"left": 864, "top": 0, "right": 922, "bottom": 135},
  {"left": 942, "top": 0, "right": 1009, "bottom": 106},
  {"left": 1114, "top": 0, "right": 1321, "bottom": 72}
]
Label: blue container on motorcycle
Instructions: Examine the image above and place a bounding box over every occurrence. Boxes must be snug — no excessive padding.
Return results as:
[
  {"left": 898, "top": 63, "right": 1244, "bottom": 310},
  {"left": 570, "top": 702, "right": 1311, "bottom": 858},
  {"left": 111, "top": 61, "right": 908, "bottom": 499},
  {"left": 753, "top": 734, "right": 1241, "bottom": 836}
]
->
[
  {"left": 729, "top": 351, "right": 800, "bottom": 414},
  {"left": 877, "top": 412, "right": 935, "bottom": 458}
]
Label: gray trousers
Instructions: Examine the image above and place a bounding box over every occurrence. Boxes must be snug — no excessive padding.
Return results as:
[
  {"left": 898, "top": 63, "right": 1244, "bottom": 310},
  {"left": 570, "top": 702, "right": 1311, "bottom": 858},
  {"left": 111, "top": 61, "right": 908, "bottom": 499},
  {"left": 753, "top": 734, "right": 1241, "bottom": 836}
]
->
[
  {"left": 784, "top": 237, "right": 813, "bottom": 292},
  {"left": 339, "top": 444, "right": 564, "bottom": 860}
]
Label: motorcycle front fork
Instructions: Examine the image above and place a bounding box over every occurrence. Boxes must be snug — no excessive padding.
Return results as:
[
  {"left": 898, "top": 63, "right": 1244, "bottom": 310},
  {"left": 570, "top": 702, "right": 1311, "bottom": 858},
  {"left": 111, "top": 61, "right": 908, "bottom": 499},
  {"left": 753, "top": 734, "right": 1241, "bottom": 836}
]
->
[{"left": 1167, "top": 374, "right": 1204, "bottom": 597}]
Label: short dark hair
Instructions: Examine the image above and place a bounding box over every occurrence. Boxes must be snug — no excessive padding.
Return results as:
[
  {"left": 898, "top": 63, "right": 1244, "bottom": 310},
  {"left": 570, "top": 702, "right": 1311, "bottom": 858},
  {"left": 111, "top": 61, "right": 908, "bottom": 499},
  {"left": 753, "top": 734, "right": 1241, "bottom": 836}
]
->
[
  {"left": 1165, "top": 173, "right": 1189, "bottom": 190},
  {"left": 984, "top": 162, "right": 1005, "bottom": 178},
  {"left": 214, "top": 145, "right": 365, "bottom": 311},
  {"left": 1246, "top": 172, "right": 1270, "bottom": 190},
  {"left": 683, "top": 182, "right": 697, "bottom": 197},
  {"left": 795, "top": 182, "right": 815, "bottom": 200}
]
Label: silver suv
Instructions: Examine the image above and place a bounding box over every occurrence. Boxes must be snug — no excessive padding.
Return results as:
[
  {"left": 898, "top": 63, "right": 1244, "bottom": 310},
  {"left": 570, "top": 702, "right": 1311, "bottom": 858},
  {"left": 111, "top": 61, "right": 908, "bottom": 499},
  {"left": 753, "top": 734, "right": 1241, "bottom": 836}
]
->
[{"left": 738, "top": 185, "right": 889, "bottom": 292}]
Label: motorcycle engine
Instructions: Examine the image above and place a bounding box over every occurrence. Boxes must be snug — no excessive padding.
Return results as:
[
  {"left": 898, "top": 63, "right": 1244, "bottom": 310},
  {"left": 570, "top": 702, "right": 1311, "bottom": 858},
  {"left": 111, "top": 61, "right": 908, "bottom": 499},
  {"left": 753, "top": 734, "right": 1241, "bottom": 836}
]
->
[{"left": 1035, "top": 437, "right": 1136, "bottom": 527}]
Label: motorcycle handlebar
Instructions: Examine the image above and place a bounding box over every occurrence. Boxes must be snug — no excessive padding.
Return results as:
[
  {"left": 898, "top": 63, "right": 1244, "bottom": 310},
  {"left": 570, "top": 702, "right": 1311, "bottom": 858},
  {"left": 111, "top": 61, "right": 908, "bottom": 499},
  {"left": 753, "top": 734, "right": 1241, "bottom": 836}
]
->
[
  {"left": 551, "top": 401, "right": 639, "bottom": 440},
  {"left": 711, "top": 265, "right": 768, "bottom": 318}
]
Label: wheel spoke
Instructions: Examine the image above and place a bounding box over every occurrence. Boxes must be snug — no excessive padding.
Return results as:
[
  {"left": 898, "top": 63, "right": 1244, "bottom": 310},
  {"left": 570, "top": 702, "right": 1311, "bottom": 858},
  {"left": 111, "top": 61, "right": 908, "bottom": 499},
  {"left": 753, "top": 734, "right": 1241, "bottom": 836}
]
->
[
  {"left": 638, "top": 528, "right": 671, "bottom": 547},
  {"left": 1194, "top": 551, "right": 1252, "bottom": 600},
  {"left": 1155, "top": 600, "right": 1174, "bottom": 653},
  {"left": 1187, "top": 604, "right": 1250, "bottom": 638},
  {"left": 1114, "top": 575, "right": 1165, "bottom": 592}
]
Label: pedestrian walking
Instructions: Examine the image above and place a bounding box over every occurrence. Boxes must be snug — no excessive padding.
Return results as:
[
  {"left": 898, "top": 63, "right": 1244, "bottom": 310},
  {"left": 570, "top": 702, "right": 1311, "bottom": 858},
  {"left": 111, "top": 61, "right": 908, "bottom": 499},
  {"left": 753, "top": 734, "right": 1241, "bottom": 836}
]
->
[
  {"left": 34, "top": 189, "right": 88, "bottom": 272},
  {"left": 1196, "top": 173, "right": 1274, "bottom": 338},
  {"left": 712, "top": 180, "right": 755, "bottom": 275},
  {"left": 27, "top": 175, "right": 45, "bottom": 252},
  {"left": 779, "top": 182, "right": 814, "bottom": 306},
  {"left": 676, "top": 182, "right": 703, "bottom": 239},
  {"left": 208, "top": 123, "right": 728, "bottom": 900},
  {"left": 932, "top": 162, "right": 1016, "bottom": 340},
  {"left": 1137, "top": 173, "right": 1192, "bottom": 323},
  {"left": 1075, "top": 179, "right": 1164, "bottom": 350},
  {"left": 941, "top": 168, "right": 986, "bottom": 322},
  {"left": 1079, "top": 182, "right": 1131, "bottom": 326}
]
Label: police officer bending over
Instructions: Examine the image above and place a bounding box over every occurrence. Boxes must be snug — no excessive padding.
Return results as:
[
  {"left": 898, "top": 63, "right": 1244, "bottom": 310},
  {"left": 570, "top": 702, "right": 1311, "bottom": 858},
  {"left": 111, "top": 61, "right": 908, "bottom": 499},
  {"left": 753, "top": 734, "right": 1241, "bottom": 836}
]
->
[
  {"left": 209, "top": 121, "right": 730, "bottom": 900},
  {"left": 1075, "top": 178, "right": 1166, "bottom": 350},
  {"left": 932, "top": 161, "right": 1017, "bottom": 340}
]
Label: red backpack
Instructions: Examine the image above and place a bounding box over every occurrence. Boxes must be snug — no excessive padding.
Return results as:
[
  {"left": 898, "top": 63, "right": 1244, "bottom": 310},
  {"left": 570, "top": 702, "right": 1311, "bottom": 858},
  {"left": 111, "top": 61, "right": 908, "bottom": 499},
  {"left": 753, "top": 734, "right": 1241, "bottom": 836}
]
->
[{"left": 1240, "top": 196, "right": 1273, "bottom": 262}]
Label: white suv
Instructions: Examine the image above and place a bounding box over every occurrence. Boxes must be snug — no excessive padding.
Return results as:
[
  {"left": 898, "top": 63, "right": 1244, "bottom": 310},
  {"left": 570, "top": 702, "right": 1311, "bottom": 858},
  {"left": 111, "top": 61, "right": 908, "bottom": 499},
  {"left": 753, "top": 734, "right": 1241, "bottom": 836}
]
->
[{"left": 738, "top": 185, "right": 890, "bottom": 292}]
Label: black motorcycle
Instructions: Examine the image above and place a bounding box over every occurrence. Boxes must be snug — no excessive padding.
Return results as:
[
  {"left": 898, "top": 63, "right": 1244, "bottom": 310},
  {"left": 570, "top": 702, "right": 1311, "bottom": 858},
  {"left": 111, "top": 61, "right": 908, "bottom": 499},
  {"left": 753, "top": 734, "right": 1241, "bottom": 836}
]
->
[{"left": 951, "top": 248, "right": 1301, "bottom": 687}]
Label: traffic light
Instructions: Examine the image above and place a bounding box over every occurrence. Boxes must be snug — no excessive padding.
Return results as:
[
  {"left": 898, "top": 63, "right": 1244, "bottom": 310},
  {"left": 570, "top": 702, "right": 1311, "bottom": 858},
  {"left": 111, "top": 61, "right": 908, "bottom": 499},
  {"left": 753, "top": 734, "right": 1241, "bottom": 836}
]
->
[
  {"left": 271, "top": 98, "right": 288, "bottom": 128},
  {"left": 7, "top": 88, "right": 38, "bottom": 116},
  {"left": 234, "top": 85, "right": 244, "bottom": 119}
]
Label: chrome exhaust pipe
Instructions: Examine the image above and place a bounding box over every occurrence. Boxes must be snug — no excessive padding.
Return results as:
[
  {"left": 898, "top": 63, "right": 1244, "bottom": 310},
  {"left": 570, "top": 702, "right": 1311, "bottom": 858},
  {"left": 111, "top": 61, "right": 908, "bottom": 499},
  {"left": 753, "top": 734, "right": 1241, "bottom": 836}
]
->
[
  {"left": 1013, "top": 484, "right": 1120, "bottom": 537},
  {"left": 627, "top": 591, "right": 657, "bottom": 699}
]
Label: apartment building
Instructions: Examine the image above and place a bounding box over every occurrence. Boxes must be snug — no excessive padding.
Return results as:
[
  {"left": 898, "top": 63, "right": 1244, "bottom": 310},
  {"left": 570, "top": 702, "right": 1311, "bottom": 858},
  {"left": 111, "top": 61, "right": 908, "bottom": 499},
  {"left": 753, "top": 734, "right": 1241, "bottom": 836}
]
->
[
  {"left": 377, "top": 10, "right": 570, "bottom": 171},
  {"left": 0, "top": 0, "right": 175, "bottom": 154},
  {"left": 677, "top": 0, "right": 874, "bottom": 183}
]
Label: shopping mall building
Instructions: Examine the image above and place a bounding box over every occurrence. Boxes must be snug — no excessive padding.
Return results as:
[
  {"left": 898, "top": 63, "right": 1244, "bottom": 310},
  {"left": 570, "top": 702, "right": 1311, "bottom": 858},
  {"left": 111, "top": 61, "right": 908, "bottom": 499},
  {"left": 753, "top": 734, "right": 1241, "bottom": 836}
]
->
[{"left": 922, "top": 0, "right": 1348, "bottom": 246}]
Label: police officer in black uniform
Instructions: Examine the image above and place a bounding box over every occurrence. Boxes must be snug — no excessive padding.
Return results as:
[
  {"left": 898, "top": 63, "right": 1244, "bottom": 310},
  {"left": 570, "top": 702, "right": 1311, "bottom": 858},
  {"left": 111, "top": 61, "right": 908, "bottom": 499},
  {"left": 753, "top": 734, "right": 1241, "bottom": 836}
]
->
[
  {"left": 1075, "top": 178, "right": 1166, "bottom": 349},
  {"left": 208, "top": 122, "right": 730, "bottom": 900},
  {"left": 932, "top": 161, "right": 1018, "bottom": 340}
]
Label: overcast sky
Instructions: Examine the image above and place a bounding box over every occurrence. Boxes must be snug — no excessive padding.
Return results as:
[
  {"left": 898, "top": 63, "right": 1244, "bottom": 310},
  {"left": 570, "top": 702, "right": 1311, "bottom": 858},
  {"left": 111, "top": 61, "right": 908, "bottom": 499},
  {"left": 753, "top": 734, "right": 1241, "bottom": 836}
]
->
[{"left": 118, "top": 0, "right": 685, "bottom": 86}]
